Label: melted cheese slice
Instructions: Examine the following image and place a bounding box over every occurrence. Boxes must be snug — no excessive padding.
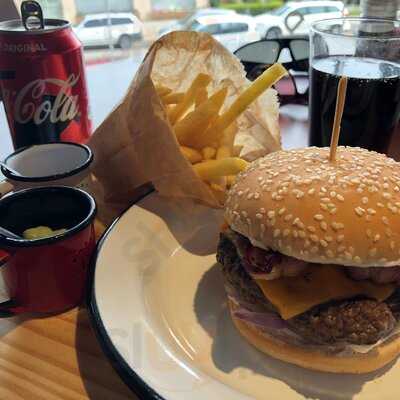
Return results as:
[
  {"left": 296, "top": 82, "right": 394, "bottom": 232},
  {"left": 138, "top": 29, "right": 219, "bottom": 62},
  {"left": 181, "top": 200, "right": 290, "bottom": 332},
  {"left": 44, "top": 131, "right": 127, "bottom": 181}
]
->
[{"left": 255, "top": 265, "right": 395, "bottom": 320}]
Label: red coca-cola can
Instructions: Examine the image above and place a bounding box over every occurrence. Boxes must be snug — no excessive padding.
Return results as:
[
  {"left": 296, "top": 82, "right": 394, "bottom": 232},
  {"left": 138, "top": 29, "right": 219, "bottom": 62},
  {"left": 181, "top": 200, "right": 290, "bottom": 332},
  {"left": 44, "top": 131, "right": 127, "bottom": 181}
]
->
[{"left": 0, "top": 1, "right": 91, "bottom": 149}]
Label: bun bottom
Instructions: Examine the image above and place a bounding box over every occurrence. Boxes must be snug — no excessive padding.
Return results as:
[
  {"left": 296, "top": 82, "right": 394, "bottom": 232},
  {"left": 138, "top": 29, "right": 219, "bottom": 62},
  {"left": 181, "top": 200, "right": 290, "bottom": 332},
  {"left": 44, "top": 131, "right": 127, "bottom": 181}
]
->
[{"left": 229, "top": 300, "right": 400, "bottom": 374}]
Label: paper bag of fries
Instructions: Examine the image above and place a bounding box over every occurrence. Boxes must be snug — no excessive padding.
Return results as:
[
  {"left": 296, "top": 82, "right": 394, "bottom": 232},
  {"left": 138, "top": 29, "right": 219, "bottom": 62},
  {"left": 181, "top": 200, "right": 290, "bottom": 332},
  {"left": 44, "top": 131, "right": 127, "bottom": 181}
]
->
[{"left": 89, "top": 31, "right": 285, "bottom": 223}]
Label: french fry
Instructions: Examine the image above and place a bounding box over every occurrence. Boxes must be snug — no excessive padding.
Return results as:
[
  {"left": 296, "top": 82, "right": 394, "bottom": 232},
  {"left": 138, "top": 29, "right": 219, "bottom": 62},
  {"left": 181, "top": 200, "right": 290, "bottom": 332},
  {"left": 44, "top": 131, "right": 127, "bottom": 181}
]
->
[
  {"left": 216, "top": 145, "right": 231, "bottom": 159},
  {"left": 202, "top": 146, "right": 216, "bottom": 160},
  {"left": 155, "top": 84, "right": 172, "bottom": 97},
  {"left": 220, "top": 122, "right": 237, "bottom": 151},
  {"left": 180, "top": 146, "right": 203, "bottom": 164},
  {"left": 162, "top": 92, "right": 184, "bottom": 105},
  {"left": 195, "top": 64, "right": 288, "bottom": 148},
  {"left": 169, "top": 73, "right": 212, "bottom": 125},
  {"left": 192, "top": 158, "right": 248, "bottom": 181},
  {"left": 226, "top": 175, "right": 236, "bottom": 188},
  {"left": 195, "top": 87, "right": 208, "bottom": 108},
  {"left": 175, "top": 87, "right": 228, "bottom": 147}
]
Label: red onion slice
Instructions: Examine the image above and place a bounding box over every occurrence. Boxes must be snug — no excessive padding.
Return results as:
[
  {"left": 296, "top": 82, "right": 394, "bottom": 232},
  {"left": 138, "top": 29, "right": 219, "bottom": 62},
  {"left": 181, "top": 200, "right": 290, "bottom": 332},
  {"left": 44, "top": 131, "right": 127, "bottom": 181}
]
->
[{"left": 233, "top": 307, "right": 288, "bottom": 330}]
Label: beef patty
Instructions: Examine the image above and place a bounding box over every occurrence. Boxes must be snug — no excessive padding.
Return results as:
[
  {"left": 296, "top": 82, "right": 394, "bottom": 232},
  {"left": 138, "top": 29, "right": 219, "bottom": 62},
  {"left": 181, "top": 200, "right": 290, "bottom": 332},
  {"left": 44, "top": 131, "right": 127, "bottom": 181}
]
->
[{"left": 217, "top": 230, "right": 398, "bottom": 345}]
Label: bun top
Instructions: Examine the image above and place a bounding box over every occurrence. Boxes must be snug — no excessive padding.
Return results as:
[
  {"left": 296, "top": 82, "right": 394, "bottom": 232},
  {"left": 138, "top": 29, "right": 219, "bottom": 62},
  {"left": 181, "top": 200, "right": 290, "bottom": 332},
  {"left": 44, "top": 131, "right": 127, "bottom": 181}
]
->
[{"left": 225, "top": 147, "right": 400, "bottom": 267}]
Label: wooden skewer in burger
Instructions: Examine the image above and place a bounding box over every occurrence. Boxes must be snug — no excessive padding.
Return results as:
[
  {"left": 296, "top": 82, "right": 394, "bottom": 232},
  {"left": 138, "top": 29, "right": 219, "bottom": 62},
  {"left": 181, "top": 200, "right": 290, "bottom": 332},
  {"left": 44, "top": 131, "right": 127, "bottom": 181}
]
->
[{"left": 218, "top": 75, "right": 400, "bottom": 373}]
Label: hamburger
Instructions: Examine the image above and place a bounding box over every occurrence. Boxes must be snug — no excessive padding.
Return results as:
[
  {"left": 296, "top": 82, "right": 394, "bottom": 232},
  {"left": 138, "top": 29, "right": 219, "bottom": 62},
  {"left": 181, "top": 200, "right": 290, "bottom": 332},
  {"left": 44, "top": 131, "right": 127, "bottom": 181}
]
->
[{"left": 217, "top": 146, "right": 400, "bottom": 374}]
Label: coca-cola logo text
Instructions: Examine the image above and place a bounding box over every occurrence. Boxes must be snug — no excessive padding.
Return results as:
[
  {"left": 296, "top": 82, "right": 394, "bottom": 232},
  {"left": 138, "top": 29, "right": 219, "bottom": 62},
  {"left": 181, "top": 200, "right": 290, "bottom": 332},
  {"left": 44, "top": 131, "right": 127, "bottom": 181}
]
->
[
  {"left": 0, "top": 42, "right": 47, "bottom": 53},
  {"left": 14, "top": 74, "right": 80, "bottom": 125}
]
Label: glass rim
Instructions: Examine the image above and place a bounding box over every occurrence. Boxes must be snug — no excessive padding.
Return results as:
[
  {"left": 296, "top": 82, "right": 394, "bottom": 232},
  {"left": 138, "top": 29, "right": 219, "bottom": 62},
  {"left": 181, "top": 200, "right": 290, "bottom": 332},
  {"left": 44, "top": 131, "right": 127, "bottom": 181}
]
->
[{"left": 311, "top": 17, "right": 400, "bottom": 40}]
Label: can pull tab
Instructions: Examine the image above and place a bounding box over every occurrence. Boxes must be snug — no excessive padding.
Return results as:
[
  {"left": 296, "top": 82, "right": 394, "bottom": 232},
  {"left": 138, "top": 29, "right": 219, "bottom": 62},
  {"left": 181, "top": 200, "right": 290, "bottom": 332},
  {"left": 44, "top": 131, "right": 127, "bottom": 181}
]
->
[{"left": 21, "top": 1, "right": 44, "bottom": 31}]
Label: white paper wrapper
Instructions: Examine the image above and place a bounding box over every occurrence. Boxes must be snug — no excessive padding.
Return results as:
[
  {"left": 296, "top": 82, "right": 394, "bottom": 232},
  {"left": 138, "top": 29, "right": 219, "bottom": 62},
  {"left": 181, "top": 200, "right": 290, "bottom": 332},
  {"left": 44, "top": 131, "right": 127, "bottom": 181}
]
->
[{"left": 89, "top": 31, "right": 281, "bottom": 223}]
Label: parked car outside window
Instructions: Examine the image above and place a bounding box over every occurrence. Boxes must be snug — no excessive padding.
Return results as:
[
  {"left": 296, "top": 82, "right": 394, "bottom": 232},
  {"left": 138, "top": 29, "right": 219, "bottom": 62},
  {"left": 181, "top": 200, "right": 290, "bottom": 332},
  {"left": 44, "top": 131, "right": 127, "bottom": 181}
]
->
[
  {"left": 74, "top": 13, "right": 143, "bottom": 49},
  {"left": 255, "top": 1, "right": 348, "bottom": 39}
]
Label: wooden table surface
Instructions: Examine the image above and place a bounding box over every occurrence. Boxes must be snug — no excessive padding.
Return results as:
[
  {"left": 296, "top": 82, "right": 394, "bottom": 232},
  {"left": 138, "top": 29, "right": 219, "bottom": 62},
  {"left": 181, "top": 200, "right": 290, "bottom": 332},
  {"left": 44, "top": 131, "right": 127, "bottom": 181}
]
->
[{"left": 0, "top": 108, "right": 309, "bottom": 400}]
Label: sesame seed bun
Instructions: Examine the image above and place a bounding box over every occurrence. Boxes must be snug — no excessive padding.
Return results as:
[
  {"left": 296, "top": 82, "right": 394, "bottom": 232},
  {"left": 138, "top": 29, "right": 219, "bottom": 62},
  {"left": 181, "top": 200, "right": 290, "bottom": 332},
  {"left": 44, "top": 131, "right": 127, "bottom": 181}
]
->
[
  {"left": 225, "top": 147, "right": 400, "bottom": 268},
  {"left": 229, "top": 300, "right": 400, "bottom": 374}
]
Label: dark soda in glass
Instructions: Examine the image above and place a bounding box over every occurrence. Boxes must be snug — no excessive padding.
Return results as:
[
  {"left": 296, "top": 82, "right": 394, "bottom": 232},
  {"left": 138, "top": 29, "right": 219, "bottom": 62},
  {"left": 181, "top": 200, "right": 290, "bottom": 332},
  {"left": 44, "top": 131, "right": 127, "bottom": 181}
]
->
[{"left": 310, "top": 56, "right": 400, "bottom": 157}]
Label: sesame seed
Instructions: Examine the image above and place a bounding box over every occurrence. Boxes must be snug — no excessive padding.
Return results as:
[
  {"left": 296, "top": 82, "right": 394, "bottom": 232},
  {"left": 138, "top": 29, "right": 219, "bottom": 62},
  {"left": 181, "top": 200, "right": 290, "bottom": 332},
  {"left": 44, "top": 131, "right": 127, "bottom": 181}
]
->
[
  {"left": 373, "top": 234, "right": 380, "bottom": 243},
  {"left": 362, "top": 197, "right": 369, "bottom": 204},
  {"left": 331, "top": 222, "right": 344, "bottom": 231},
  {"left": 357, "top": 188, "right": 363, "bottom": 194},
  {"left": 353, "top": 256, "right": 362, "bottom": 263},
  {"left": 307, "top": 226, "right": 316, "bottom": 233},
  {"left": 314, "top": 214, "right": 324, "bottom": 221},
  {"left": 330, "top": 191, "right": 336, "bottom": 198},
  {"left": 321, "top": 197, "right": 330, "bottom": 203},
  {"left": 337, "top": 234, "right": 345, "bottom": 243},
  {"left": 325, "top": 235, "right": 333, "bottom": 242},
  {"left": 273, "top": 229, "right": 281, "bottom": 238},
  {"left": 247, "top": 193, "right": 254, "bottom": 200},
  {"left": 382, "top": 216, "right": 389, "bottom": 225},
  {"left": 308, "top": 188, "right": 316, "bottom": 195},
  {"left": 284, "top": 214, "right": 293, "bottom": 222},
  {"left": 336, "top": 194, "right": 344, "bottom": 202},
  {"left": 310, "top": 234, "right": 319, "bottom": 243},
  {"left": 293, "top": 230, "right": 298, "bottom": 238},
  {"left": 385, "top": 228, "right": 392, "bottom": 237},
  {"left": 278, "top": 207, "right": 286, "bottom": 216},
  {"left": 310, "top": 246, "right": 319, "bottom": 254},
  {"left": 254, "top": 193, "right": 260, "bottom": 199},
  {"left": 242, "top": 211, "right": 248, "bottom": 217},
  {"left": 383, "top": 183, "right": 389, "bottom": 189},
  {"left": 355, "top": 207, "right": 365, "bottom": 217},
  {"left": 320, "top": 221, "right": 328, "bottom": 231},
  {"left": 367, "top": 208, "right": 376, "bottom": 215},
  {"left": 320, "top": 203, "right": 329, "bottom": 211},
  {"left": 267, "top": 211, "right": 275, "bottom": 219},
  {"left": 283, "top": 229, "right": 290, "bottom": 237},
  {"left": 298, "top": 231, "right": 306, "bottom": 239},
  {"left": 383, "top": 192, "right": 392, "bottom": 199},
  {"left": 329, "top": 208, "right": 337, "bottom": 215},
  {"left": 390, "top": 241, "right": 396, "bottom": 250},
  {"left": 320, "top": 239, "right": 328, "bottom": 247},
  {"left": 366, "top": 229, "right": 372, "bottom": 238},
  {"left": 377, "top": 202, "right": 384, "bottom": 208},
  {"left": 345, "top": 252, "right": 352, "bottom": 260},
  {"left": 338, "top": 245, "right": 346, "bottom": 252}
]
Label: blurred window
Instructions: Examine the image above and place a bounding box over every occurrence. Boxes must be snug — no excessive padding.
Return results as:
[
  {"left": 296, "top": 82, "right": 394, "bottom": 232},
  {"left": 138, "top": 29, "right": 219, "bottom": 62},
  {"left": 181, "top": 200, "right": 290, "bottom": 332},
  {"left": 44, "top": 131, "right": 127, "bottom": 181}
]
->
[
  {"left": 188, "top": 19, "right": 201, "bottom": 30},
  {"left": 324, "top": 6, "right": 341, "bottom": 12},
  {"left": 84, "top": 19, "right": 107, "bottom": 28},
  {"left": 305, "top": 6, "right": 327, "bottom": 14},
  {"left": 196, "top": 23, "right": 221, "bottom": 35},
  {"left": 296, "top": 7, "right": 310, "bottom": 16},
  {"left": 111, "top": 18, "right": 134, "bottom": 25},
  {"left": 229, "top": 23, "right": 248, "bottom": 33}
]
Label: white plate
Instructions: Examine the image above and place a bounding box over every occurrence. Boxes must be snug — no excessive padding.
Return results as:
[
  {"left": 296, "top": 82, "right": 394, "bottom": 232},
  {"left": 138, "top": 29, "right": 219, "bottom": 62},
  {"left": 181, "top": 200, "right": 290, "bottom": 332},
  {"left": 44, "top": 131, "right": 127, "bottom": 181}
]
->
[{"left": 88, "top": 192, "right": 400, "bottom": 400}]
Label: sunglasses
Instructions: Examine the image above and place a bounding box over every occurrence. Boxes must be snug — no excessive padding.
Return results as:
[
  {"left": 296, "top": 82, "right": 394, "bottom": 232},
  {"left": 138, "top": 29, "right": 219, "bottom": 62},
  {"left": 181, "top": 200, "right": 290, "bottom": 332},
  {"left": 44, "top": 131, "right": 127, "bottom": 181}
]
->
[{"left": 234, "top": 37, "right": 310, "bottom": 106}]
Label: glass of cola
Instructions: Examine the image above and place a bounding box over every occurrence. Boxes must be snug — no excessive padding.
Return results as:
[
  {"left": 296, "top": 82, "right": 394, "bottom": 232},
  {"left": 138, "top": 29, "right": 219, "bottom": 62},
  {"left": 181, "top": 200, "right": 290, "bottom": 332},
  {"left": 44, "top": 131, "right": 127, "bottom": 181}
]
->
[{"left": 309, "top": 18, "right": 400, "bottom": 159}]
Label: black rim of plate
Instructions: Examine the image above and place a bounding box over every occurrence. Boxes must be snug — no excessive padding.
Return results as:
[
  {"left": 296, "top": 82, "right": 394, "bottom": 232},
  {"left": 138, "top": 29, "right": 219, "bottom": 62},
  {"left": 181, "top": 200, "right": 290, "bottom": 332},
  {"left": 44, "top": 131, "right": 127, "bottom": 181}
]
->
[{"left": 86, "top": 188, "right": 166, "bottom": 400}]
